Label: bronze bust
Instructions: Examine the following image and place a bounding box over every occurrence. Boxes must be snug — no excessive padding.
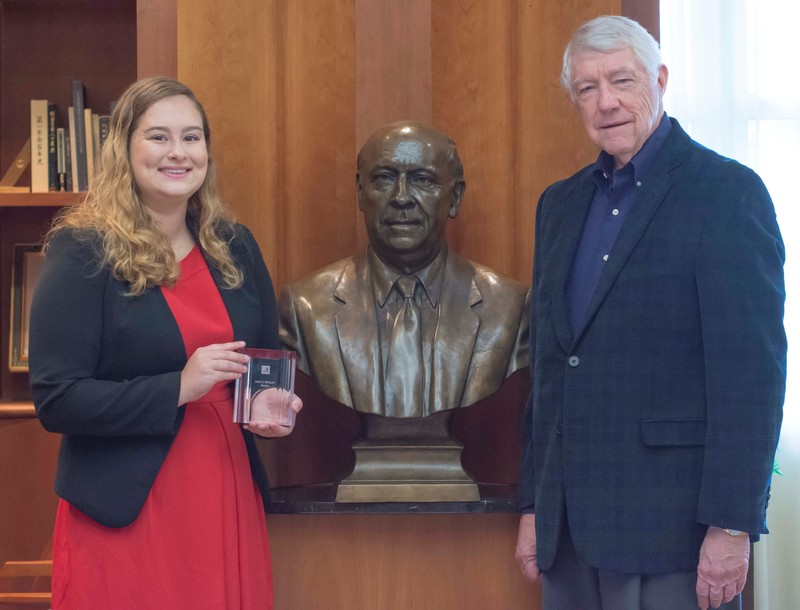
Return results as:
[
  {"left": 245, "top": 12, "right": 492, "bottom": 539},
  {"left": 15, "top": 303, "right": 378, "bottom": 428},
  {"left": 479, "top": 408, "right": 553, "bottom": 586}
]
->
[
  {"left": 280, "top": 121, "right": 529, "bottom": 416},
  {"left": 278, "top": 122, "right": 529, "bottom": 500}
]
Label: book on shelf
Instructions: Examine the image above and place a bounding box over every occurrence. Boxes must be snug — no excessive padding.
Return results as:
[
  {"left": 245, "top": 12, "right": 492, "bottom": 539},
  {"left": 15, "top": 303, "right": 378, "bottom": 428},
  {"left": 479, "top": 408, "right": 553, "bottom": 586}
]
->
[
  {"left": 91, "top": 113, "right": 101, "bottom": 171},
  {"left": 30, "top": 99, "right": 49, "bottom": 193},
  {"left": 71, "top": 80, "right": 89, "bottom": 191},
  {"left": 48, "top": 104, "right": 58, "bottom": 191},
  {"left": 63, "top": 127, "right": 73, "bottom": 192},
  {"left": 67, "top": 108, "right": 79, "bottom": 192},
  {"left": 56, "top": 127, "right": 67, "bottom": 192},
  {"left": 98, "top": 114, "right": 111, "bottom": 153},
  {"left": 84, "top": 107, "right": 95, "bottom": 188}
]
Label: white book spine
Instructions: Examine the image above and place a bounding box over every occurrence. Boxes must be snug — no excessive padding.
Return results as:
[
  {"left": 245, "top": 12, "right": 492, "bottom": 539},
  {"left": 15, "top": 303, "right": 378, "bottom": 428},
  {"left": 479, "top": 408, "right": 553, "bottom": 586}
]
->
[{"left": 30, "top": 99, "right": 50, "bottom": 193}]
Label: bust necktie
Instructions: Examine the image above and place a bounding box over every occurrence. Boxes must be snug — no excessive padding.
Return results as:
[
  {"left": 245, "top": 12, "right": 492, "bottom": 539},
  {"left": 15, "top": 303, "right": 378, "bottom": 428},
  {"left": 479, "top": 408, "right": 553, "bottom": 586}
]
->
[{"left": 384, "top": 275, "right": 424, "bottom": 417}]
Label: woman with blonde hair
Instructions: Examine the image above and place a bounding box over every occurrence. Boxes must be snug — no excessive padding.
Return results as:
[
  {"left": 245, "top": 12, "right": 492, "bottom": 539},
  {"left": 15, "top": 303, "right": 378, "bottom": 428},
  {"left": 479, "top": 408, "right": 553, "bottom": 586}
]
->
[{"left": 29, "top": 76, "right": 299, "bottom": 609}]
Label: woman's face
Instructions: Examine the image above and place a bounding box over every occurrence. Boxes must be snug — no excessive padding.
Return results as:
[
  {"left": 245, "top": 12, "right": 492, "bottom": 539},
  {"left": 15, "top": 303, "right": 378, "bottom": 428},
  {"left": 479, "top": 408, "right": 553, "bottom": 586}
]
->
[{"left": 129, "top": 95, "right": 208, "bottom": 215}]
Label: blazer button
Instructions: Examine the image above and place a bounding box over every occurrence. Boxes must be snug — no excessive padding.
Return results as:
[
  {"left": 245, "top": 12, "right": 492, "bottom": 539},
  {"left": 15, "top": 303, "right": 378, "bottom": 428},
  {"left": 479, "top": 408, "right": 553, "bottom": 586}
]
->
[{"left": 568, "top": 355, "right": 580, "bottom": 367}]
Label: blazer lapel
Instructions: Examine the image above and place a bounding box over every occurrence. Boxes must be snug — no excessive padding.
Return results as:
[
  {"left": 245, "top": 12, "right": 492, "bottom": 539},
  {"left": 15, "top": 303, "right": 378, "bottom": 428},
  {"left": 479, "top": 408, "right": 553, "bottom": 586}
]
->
[
  {"left": 431, "top": 251, "right": 480, "bottom": 412},
  {"left": 573, "top": 119, "right": 691, "bottom": 343},
  {"left": 549, "top": 175, "right": 596, "bottom": 353},
  {"left": 334, "top": 252, "right": 383, "bottom": 411}
]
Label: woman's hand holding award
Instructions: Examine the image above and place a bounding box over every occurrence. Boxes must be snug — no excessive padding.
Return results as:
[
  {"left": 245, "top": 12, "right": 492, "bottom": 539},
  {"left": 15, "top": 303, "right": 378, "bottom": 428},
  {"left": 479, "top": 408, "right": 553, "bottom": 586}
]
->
[{"left": 233, "top": 348, "right": 302, "bottom": 438}]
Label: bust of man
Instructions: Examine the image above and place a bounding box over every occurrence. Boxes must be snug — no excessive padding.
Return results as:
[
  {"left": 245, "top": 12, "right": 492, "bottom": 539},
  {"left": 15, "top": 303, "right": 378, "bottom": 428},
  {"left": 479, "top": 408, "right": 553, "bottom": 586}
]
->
[{"left": 279, "top": 121, "right": 529, "bottom": 418}]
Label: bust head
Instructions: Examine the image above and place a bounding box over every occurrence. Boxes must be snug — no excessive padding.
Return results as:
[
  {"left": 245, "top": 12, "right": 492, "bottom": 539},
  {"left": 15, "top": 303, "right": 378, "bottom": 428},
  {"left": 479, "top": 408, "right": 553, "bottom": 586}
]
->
[{"left": 356, "top": 122, "right": 466, "bottom": 275}]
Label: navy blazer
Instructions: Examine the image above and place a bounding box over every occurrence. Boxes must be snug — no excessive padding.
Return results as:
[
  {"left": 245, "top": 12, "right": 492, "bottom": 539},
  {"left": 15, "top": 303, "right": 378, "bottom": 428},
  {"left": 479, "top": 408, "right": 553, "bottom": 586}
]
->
[
  {"left": 518, "top": 118, "right": 786, "bottom": 574},
  {"left": 29, "top": 224, "right": 278, "bottom": 528}
]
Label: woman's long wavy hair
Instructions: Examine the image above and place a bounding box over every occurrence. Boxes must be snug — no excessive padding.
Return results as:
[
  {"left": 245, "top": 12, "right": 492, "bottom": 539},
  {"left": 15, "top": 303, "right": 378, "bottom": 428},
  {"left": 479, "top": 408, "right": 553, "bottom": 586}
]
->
[{"left": 47, "top": 76, "right": 243, "bottom": 296}]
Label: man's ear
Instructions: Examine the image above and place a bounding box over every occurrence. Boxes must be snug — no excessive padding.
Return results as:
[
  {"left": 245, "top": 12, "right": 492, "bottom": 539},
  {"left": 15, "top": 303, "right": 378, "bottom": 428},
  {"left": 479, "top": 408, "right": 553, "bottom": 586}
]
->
[
  {"left": 657, "top": 63, "right": 669, "bottom": 99},
  {"left": 449, "top": 179, "right": 466, "bottom": 218}
]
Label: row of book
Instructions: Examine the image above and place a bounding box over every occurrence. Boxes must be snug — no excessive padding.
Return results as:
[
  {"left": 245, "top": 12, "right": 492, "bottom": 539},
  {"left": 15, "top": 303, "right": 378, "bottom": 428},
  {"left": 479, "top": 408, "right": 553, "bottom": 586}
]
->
[{"left": 30, "top": 80, "right": 111, "bottom": 193}]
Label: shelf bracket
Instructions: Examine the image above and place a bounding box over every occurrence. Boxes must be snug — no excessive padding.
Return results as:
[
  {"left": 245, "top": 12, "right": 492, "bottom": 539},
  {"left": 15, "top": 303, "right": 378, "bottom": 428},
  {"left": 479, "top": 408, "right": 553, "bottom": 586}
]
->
[{"left": 0, "top": 139, "right": 31, "bottom": 193}]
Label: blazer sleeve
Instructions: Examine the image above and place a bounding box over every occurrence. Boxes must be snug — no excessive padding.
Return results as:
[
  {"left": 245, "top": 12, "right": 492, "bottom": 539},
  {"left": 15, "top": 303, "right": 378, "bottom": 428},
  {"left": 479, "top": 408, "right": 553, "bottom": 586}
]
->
[
  {"left": 518, "top": 190, "right": 546, "bottom": 511},
  {"left": 694, "top": 169, "right": 786, "bottom": 534},
  {"left": 29, "top": 230, "right": 183, "bottom": 437}
]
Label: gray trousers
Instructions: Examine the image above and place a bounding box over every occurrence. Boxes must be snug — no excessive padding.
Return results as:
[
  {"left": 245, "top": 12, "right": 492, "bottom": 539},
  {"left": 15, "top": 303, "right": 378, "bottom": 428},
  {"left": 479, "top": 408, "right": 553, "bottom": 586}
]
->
[{"left": 541, "top": 524, "right": 741, "bottom": 610}]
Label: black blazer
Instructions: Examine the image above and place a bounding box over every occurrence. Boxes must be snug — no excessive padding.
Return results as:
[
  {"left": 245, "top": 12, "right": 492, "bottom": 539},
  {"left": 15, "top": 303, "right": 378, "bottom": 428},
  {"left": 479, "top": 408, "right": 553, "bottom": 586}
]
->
[
  {"left": 29, "top": 224, "right": 278, "bottom": 528},
  {"left": 518, "top": 118, "right": 786, "bottom": 573}
]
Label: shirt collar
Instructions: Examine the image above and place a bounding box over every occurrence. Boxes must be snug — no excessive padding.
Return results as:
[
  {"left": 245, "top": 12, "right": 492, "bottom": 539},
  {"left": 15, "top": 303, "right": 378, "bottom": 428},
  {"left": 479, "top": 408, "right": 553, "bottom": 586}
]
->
[
  {"left": 592, "top": 112, "right": 672, "bottom": 189},
  {"left": 369, "top": 246, "right": 447, "bottom": 309}
]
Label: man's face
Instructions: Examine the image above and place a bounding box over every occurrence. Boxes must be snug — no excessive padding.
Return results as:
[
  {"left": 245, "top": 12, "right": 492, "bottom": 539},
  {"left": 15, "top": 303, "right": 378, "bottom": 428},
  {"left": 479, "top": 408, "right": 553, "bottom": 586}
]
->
[
  {"left": 569, "top": 47, "right": 668, "bottom": 169},
  {"left": 357, "top": 127, "right": 464, "bottom": 273}
]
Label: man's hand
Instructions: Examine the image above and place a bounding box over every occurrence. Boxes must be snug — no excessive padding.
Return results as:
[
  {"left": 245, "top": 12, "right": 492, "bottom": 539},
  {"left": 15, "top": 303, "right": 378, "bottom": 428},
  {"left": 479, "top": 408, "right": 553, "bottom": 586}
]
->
[
  {"left": 515, "top": 513, "right": 541, "bottom": 582},
  {"left": 696, "top": 526, "right": 750, "bottom": 609}
]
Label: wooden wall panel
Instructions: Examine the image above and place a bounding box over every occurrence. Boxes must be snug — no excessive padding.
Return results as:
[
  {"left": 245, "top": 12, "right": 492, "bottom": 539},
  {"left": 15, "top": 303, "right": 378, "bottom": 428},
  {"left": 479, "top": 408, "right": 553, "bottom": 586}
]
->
[
  {"left": 282, "top": 1, "right": 357, "bottom": 283},
  {"left": 268, "top": 513, "right": 538, "bottom": 610},
  {"left": 137, "top": 0, "right": 177, "bottom": 79},
  {"left": 354, "top": 0, "right": 432, "bottom": 144}
]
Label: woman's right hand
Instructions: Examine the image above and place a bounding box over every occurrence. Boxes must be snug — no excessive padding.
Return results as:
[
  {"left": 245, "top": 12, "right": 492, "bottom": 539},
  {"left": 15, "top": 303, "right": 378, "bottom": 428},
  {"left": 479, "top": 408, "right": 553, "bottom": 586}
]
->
[{"left": 179, "top": 341, "right": 249, "bottom": 405}]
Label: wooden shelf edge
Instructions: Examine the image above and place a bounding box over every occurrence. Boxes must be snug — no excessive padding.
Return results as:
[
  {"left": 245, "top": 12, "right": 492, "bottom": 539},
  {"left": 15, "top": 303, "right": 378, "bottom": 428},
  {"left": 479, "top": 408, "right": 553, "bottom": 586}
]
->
[
  {"left": 0, "top": 401, "right": 37, "bottom": 418},
  {"left": 0, "top": 192, "right": 83, "bottom": 207},
  {"left": 0, "top": 593, "right": 52, "bottom": 602}
]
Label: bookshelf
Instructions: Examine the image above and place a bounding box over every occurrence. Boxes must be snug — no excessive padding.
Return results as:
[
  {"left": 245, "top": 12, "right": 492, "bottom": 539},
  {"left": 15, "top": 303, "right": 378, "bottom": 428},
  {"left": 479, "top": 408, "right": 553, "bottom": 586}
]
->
[{"left": 0, "top": 0, "right": 137, "bottom": 404}]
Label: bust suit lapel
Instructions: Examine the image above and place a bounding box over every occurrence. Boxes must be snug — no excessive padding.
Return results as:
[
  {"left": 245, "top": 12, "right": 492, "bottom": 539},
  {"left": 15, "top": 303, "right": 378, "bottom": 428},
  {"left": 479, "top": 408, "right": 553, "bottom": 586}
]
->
[
  {"left": 430, "top": 251, "right": 481, "bottom": 412},
  {"left": 333, "top": 251, "right": 384, "bottom": 413}
]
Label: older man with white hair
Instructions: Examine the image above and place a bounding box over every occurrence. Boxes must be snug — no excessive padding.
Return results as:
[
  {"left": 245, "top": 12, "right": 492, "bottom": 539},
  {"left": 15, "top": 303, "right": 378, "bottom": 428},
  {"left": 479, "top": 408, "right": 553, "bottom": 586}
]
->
[{"left": 515, "top": 15, "right": 785, "bottom": 610}]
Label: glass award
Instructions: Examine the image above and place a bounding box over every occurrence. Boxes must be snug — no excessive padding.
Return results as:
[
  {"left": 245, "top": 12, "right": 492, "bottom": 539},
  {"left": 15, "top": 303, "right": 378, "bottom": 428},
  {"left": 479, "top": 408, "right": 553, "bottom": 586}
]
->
[{"left": 233, "top": 348, "right": 297, "bottom": 427}]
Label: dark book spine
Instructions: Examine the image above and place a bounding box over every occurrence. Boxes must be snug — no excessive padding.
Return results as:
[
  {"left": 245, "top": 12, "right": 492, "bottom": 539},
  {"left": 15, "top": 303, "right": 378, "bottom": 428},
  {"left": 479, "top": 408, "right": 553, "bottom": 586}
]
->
[
  {"left": 48, "top": 104, "right": 59, "bottom": 191},
  {"left": 56, "top": 127, "right": 67, "bottom": 192},
  {"left": 98, "top": 115, "right": 111, "bottom": 152},
  {"left": 63, "top": 128, "right": 73, "bottom": 193},
  {"left": 71, "top": 80, "right": 88, "bottom": 191}
]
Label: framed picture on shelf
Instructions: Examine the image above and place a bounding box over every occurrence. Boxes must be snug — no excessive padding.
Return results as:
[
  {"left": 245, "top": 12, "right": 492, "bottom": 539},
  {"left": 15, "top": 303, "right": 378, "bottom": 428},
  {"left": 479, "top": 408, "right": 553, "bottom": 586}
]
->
[{"left": 9, "top": 244, "right": 44, "bottom": 372}]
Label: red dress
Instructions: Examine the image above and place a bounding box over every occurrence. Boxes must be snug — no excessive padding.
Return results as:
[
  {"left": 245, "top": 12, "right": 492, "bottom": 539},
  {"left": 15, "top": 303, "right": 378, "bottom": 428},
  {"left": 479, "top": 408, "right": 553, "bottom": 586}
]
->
[{"left": 51, "top": 246, "right": 274, "bottom": 609}]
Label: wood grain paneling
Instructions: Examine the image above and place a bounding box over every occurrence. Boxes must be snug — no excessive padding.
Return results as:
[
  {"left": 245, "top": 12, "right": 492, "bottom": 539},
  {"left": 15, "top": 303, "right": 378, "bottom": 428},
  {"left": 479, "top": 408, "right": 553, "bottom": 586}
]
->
[
  {"left": 267, "top": 512, "right": 538, "bottom": 610},
  {"left": 282, "top": 0, "right": 357, "bottom": 282},
  {"left": 354, "top": 0, "right": 432, "bottom": 147},
  {"left": 137, "top": 0, "right": 178, "bottom": 79}
]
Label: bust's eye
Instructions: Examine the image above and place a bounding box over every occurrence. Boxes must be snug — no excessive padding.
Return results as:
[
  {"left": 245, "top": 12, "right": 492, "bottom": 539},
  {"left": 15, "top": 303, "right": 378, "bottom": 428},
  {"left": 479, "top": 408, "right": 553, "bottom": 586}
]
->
[
  {"left": 413, "top": 175, "right": 436, "bottom": 187},
  {"left": 372, "top": 173, "right": 395, "bottom": 186}
]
